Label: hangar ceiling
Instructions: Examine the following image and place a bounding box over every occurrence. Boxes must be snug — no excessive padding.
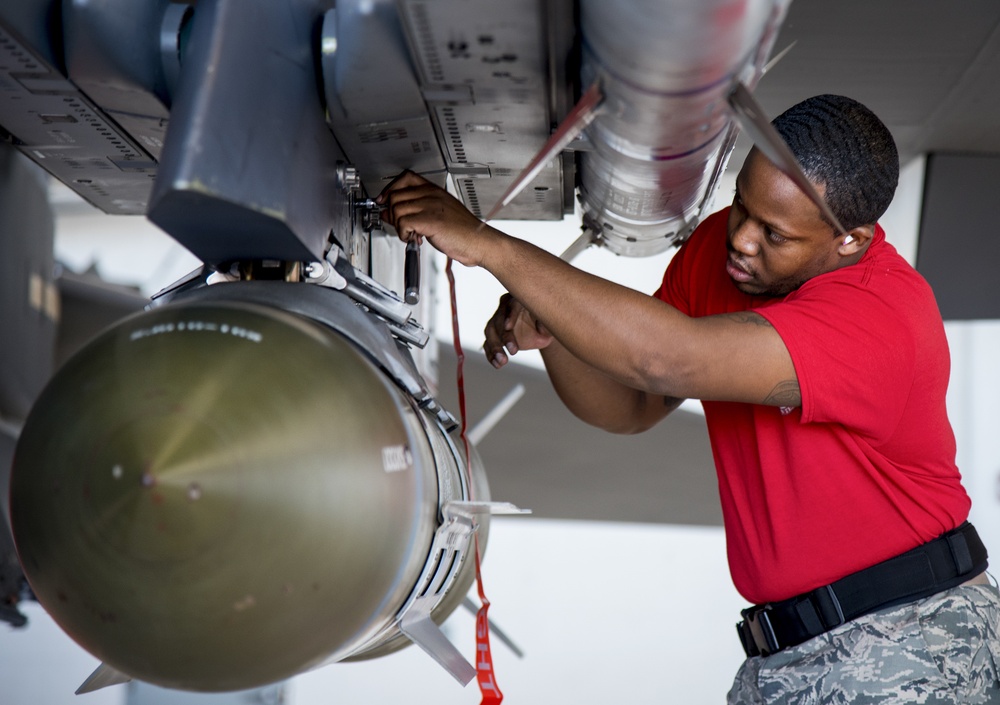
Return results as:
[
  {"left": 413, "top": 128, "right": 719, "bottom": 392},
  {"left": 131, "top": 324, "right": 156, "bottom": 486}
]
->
[{"left": 731, "top": 0, "right": 1000, "bottom": 170}]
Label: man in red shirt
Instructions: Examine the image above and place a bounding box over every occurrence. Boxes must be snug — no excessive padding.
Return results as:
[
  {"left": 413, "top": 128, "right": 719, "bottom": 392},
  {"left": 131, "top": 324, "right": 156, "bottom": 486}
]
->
[{"left": 379, "top": 95, "right": 1000, "bottom": 702}]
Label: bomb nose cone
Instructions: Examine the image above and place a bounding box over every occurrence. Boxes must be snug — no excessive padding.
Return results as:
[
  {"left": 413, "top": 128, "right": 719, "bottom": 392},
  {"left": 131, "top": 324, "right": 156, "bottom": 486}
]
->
[
  {"left": 10, "top": 300, "right": 451, "bottom": 692},
  {"left": 81, "top": 415, "right": 235, "bottom": 565}
]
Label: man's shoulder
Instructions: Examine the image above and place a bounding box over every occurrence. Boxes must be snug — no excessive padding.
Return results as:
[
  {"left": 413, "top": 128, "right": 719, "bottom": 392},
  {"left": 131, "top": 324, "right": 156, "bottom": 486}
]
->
[
  {"left": 775, "top": 231, "right": 941, "bottom": 344},
  {"left": 799, "top": 230, "right": 930, "bottom": 303}
]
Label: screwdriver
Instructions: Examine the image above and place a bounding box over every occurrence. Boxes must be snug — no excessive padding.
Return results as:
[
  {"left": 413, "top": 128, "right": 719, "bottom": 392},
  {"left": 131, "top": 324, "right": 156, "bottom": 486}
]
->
[
  {"left": 404, "top": 240, "right": 420, "bottom": 305},
  {"left": 358, "top": 198, "right": 419, "bottom": 305}
]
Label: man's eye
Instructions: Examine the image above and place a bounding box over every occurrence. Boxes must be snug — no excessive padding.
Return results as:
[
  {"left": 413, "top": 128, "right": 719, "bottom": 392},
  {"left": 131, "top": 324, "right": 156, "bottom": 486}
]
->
[{"left": 765, "top": 227, "right": 786, "bottom": 244}]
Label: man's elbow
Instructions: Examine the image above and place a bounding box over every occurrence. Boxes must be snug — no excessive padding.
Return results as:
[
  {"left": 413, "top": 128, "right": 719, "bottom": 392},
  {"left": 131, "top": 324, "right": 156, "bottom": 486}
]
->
[
  {"left": 602, "top": 417, "right": 661, "bottom": 435},
  {"left": 632, "top": 350, "right": 699, "bottom": 402},
  {"left": 570, "top": 394, "right": 681, "bottom": 435},
  {"left": 577, "top": 414, "right": 651, "bottom": 435}
]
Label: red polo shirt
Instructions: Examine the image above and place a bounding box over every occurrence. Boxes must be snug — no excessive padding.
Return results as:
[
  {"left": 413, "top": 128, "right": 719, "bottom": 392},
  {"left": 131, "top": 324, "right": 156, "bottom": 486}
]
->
[{"left": 656, "top": 208, "right": 970, "bottom": 603}]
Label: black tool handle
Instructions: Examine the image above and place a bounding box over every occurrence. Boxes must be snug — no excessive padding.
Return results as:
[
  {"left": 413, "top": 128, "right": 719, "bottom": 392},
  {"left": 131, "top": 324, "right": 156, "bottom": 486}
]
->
[{"left": 404, "top": 241, "right": 420, "bottom": 305}]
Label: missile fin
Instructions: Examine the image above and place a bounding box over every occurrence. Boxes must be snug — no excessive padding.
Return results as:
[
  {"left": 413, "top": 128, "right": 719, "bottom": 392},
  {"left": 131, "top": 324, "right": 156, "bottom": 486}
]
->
[
  {"left": 559, "top": 228, "right": 599, "bottom": 263},
  {"left": 461, "top": 597, "right": 525, "bottom": 659},
  {"left": 467, "top": 384, "right": 526, "bottom": 447},
  {"left": 481, "top": 81, "right": 604, "bottom": 222},
  {"left": 727, "top": 81, "right": 849, "bottom": 236},
  {"left": 400, "top": 611, "right": 477, "bottom": 685},
  {"left": 75, "top": 662, "right": 133, "bottom": 694},
  {"left": 397, "top": 501, "right": 530, "bottom": 683}
]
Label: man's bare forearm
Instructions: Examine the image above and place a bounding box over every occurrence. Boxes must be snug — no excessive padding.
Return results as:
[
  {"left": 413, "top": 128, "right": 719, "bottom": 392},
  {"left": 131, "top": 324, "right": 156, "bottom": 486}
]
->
[
  {"left": 379, "top": 173, "right": 797, "bottom": 407},
  {"left": 540, "top": 338, "right": 682, "bottom": 434}
]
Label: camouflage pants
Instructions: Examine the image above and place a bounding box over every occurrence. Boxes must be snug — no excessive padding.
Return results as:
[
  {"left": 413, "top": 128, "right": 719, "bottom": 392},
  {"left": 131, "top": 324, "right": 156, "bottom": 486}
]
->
[{"left": 728, "top": 583, "right": 1000, "bottom": 704}]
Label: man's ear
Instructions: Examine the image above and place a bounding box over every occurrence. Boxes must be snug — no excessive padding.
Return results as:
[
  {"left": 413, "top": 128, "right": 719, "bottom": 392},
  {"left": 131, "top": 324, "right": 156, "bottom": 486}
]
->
[{"left": 838, "top": 225, "right": 874, "bottom": 256}]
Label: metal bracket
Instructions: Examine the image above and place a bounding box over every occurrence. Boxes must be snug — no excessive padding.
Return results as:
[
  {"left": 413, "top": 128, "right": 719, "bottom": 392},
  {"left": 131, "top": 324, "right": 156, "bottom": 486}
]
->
[
  {"left": 397, "top": 500, "right": 529, "bottom": 685},
  {"left": 306, "top": 244, "right": 429, "bottom": 348},
  {"left": 151, "top": 242, "right": 430, "bottom": 348}
]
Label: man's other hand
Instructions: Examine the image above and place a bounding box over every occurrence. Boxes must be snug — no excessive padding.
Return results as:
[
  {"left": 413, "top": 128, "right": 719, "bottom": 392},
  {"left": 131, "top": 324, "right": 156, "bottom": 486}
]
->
[{"left": 483, "top": 293, "right": 553, "bottom": 368}]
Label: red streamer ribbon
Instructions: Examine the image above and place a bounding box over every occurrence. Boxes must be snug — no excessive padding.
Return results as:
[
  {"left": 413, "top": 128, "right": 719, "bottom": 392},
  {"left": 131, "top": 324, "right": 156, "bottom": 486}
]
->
[{"left": 445, "top": 257, "right": 503, "bottom": 705}]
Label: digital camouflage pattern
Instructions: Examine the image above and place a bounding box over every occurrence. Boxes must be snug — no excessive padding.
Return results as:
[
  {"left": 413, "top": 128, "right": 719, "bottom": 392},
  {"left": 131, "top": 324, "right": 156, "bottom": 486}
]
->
[{"left": 728, "top": 583, "right": 1000, "bottom": 704}]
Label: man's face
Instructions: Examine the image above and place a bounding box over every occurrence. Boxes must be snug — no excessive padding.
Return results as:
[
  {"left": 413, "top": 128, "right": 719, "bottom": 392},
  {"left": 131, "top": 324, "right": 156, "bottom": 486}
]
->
[{"left": 726, "top": 149, "right": 845, "bottom": 297}]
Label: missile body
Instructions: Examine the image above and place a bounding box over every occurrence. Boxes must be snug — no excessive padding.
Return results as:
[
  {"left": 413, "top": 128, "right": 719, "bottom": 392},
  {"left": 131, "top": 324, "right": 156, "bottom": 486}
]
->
[
  {"left": 577, "top": 0, "right": 791, "bottom": 255},
  {"left": 10, "top": 282, "right": 487, "bottom": 692}
]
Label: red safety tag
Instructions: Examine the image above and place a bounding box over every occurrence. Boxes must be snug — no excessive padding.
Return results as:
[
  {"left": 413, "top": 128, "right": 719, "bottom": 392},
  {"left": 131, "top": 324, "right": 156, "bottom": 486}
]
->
[
  {"left": 445, "top": 257, "right": 504, "bottom": 705},
  {"left": 474, "top": 541, "right": 503, "bottom": 704}
]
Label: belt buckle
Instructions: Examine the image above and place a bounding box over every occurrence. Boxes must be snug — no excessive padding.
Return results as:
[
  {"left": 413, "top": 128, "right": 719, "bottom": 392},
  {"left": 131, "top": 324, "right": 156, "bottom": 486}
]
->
[{"left": 744, "top": 606, "right": 780, "bottom": 657}]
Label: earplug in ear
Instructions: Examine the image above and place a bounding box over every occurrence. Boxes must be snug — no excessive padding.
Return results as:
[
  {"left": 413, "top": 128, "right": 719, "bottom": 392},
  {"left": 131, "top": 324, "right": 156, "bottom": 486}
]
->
[{"left": 843, "top": 235, "right": 854, "bottom": 246}]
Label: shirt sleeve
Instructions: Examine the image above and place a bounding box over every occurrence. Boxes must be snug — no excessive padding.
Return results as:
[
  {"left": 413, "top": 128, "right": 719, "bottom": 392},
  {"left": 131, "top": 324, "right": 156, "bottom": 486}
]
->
[
  {"left": 653, "top": 239, "right": 691, "bottom": 314},
  {"left": 756, "top": 274, "right": 917, "bottom": 444},
  {"left": 654, "top": 209, "right": 731, "bottom": 315}
]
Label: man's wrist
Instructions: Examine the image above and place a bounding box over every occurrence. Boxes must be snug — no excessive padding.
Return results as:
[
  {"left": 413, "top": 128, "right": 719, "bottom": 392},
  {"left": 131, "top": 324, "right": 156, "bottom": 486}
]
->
[{"left": 478, "top": 225, "right": 515, "bottom": 274}]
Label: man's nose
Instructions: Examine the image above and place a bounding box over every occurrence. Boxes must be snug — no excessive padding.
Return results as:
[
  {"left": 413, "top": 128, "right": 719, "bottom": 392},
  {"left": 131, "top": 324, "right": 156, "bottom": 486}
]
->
[{"left": 730, "top": 219, "right": 760, "bottom": 257}]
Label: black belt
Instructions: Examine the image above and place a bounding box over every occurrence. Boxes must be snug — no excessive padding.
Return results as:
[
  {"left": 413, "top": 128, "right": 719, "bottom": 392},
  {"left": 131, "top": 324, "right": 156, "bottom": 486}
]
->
[{"left": 737, "top": 521, "right": 988, "bottom": 658}]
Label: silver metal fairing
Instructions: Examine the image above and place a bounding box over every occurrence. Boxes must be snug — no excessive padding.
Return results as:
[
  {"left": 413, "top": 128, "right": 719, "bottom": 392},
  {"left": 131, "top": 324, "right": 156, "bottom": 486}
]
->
[{"left": 577, "top": 0, "right": 792, "bottom": 255}]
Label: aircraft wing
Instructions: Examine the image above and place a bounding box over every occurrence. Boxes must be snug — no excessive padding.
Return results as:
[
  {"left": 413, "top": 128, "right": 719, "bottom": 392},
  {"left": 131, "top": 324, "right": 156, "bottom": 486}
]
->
[{"left": 0, "top": 0, "right": 789, "bottom": 266}]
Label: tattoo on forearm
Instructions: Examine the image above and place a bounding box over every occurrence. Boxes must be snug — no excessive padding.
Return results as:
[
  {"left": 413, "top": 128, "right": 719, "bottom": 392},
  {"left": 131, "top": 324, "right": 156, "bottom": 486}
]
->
[
  {"left": 725, "top": 312, "right": 773, "bottom": 327},
  {"left": 763, "top": 380, "right": 801, "bottom": 407}
]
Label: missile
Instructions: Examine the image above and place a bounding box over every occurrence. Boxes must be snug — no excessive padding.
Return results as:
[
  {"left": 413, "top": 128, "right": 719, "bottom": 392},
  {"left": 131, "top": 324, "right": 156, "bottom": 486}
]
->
[
  {"left": 476, "top": 0, "right": 793, "bottom": 256},
  {"left": 573, "top": 0, "right": 792, "bottom": 255},
  {"left": 9, "top": 280, "right": 511, "bottom": 692}
]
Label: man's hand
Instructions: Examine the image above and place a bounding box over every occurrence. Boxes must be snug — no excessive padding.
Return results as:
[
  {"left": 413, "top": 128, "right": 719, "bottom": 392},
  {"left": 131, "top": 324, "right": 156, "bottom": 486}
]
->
[
  {"left": 377, "top": 171, "right": 500, "bottom": 267},
  {"left": 483, "top": 294, "right": 553, "bottom": 368}
]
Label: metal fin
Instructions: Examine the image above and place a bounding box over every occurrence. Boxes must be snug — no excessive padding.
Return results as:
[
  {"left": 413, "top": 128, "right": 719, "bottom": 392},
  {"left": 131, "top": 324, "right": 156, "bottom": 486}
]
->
[
  {"left": 481, "top": 81, "right": 604, "bottom": 222},
  {"left": 76, "top": 662, "right": 133, "bottom": 694},
  {"left": 400, "top": 611, "right": 477, "bottom": 685},
  {"left": 398, "top": 500, "right": 529, "bottom": 684},
  {"left": 467, "top": 384, "right": 526, "bottom": 447},
  {"left": 559, "top": 227, "right": 599, "bottom": 263},
  {"left": 727, "top": 81, "right": 848, "bottom": 236},
  {"left": 763, "top": 40, "right": 797, "bottom": 75},
  {"left": 461, "top": 596, "right": 525, "bottom": 658}
]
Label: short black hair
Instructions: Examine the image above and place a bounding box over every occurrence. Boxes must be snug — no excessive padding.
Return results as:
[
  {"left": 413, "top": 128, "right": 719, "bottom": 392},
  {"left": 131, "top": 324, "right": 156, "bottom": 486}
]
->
[{"left": 772, "top": 94, "right": 899, "bottom": 231}]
